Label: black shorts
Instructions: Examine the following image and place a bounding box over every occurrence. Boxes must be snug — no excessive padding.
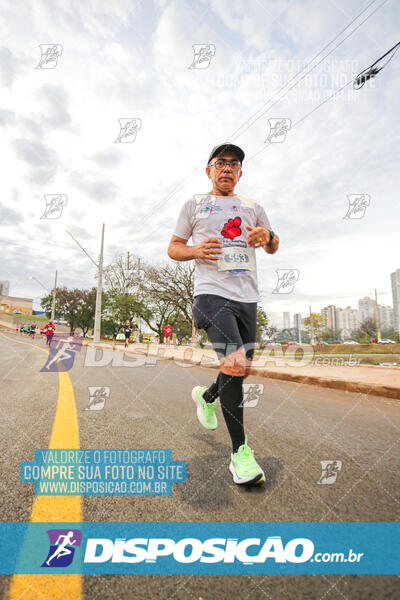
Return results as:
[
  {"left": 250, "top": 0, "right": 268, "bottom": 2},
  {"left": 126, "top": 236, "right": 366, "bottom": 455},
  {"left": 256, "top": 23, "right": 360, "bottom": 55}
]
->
[
  {"left": 192, "top": 294, "right": 257, "bottom": 360},
  {"left": 125, "top": 333, "right": 131, "bottom": 339}
]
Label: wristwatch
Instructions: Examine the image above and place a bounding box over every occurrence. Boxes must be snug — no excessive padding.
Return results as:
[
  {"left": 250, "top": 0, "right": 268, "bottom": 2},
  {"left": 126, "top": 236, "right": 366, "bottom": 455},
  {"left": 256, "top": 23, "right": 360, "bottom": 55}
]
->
[{"left": 268, "top": 230, "right": 275, "bottom": 244}]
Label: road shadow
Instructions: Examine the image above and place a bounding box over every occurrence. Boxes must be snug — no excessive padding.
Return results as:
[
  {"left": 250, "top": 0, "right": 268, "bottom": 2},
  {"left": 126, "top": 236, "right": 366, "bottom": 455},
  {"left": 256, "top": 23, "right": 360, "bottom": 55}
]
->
[{"left": 178, "top": 433, "right": 283, "bottom": 510}]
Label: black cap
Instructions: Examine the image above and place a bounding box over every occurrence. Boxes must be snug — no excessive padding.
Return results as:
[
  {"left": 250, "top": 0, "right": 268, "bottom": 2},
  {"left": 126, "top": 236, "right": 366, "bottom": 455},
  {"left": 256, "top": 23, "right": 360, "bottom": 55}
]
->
[{"left": 207, "top": 142, "right": 245, "bottom": 165}]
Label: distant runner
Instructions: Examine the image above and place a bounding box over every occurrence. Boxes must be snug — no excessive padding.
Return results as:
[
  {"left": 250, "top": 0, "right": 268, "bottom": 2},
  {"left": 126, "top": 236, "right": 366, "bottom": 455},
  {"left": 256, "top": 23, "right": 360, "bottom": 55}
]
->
[
  {"left": 123, "top": 320, "right": 132, "bottom": 348},
  {"left": 44, "top": 320, "right": 56, "bottom": 346}
]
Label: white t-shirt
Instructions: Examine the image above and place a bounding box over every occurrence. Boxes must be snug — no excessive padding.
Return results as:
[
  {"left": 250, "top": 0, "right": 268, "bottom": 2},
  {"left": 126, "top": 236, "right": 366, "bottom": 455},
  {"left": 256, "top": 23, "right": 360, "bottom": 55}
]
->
[{"left": 173, "top": 193, "right": 271, "bottom": 302}]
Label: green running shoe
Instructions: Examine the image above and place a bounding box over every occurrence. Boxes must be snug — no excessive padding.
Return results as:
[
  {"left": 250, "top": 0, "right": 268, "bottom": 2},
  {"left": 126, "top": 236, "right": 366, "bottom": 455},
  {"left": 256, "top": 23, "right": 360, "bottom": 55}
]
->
[
  {"left": 192, "top": 386, "right": 218, "bottom": 430},
  {"left": 229, "top": 435, "right": 265, "bottom": 484}
]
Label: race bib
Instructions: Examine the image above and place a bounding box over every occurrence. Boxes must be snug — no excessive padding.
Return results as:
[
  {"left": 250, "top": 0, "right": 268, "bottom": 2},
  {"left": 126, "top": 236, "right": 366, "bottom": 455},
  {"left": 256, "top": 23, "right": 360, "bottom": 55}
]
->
[{"left": 217, "top": 246, "right": 255, "bottom": 271}]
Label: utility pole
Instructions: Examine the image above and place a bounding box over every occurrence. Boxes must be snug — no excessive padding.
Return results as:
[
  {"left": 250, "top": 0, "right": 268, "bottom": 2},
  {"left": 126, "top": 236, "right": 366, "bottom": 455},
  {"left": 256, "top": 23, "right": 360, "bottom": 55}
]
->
[
  {"left": 93, "top": 224, "right": 105, "bottom": 344},
  {"left": 375, "top": 288, "right": 381, "bottom": 342},
  {"left": 66, "top": 225, "right": 105, "bottom": 344},
  {"left": 137, "top": 257, "right": 141, "bottom": 336},
  {"left": 50, "top": 269, "right": 57, "bottom": 321},
  {"left": 126, "top": 251, "right": 130, "bottom": 294},
  {"left": 309, "top": 305, "right": 315, "bottom": 345},
  {"left": 191, "top": 316, "right": 198, "bottom": 347}
]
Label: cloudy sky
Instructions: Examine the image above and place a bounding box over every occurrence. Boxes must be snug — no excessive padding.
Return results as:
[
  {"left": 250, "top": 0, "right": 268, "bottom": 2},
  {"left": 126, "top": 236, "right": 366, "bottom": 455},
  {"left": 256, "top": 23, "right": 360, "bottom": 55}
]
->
[{"left": 1, "top": 0, "right": 399, "bottom": 327}]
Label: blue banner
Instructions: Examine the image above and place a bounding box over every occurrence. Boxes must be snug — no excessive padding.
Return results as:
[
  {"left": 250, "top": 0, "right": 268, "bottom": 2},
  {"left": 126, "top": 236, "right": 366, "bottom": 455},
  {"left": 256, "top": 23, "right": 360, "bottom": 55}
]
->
[
  {"left": 0, "top": 522, "right": 398, "bottom": 574},
  {"left": 20, "top": 449, "right": 186, "bottom": 496}
]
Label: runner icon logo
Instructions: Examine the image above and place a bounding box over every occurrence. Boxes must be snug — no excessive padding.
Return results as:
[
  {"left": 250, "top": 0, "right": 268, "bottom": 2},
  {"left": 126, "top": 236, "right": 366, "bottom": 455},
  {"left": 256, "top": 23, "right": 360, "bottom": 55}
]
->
[
  {"left": 343, "top": 194, "right": 370, "bottom": 219},
  {"left": 115, "top": 118, "right": 142, "bottom": 144},
  {"left": 317, "top": 460, "right": 342, "bottom": 485},
  {"left": 41, "top": 529, "right": 82, "bottom": 567},
  {"left": 239, "top": 383, "right": 264, "bottom": 408},
  {"left": 40, "top": 194, "right": 67, "bottom": 220},
  {"left": 272, "top": 269, "right": 299, "bottom": 294},
  {"left": 86, "top": 386, "right": 110, "bottom": 410},
  {"left": 35, "top": 44, "right": 63, "bottom": 69},
  {"left": 265, "top": 118, "right": 291, "bottom": 143},
  {"left": 188, "top": 44, "right": 216, "bottom": 70}
]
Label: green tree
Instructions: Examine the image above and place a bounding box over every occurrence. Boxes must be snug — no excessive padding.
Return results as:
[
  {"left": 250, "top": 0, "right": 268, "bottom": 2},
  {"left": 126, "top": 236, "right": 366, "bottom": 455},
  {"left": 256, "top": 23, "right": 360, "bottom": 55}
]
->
[
  {"left": 265, "top": 325, "right": 278, "bottom": 341},
  {"left": 256, "top": 307, "right": 269, "bottom": 346},
  {"left": 383, "top": 328, "right": 400, "bottom": 342},
  {"left": 304, "top": 313, "right": 326, "bottom": 340},
  {"left": 75, "top": 288, "right": 98, "bottom": 337},
  {"left": 103, "top": 293, "right": 142, "bottom": 335},
  {"left": 276, "top": 328, "right": 296, "bottom": 343},
  {"left": 40, "top": 289, "right": 64, "bottom": 320},
  {"left": 353, "top": 317, "right": 377, "bottom": 343},
  {"left": 41, "top": 287, "right": 86, "bottom": 333},
  {"left": 141, "top": 261, "right": 195, "bottom": 343},
  {"left": 321, "top": 328, "right": 342, "bottom": 343}
]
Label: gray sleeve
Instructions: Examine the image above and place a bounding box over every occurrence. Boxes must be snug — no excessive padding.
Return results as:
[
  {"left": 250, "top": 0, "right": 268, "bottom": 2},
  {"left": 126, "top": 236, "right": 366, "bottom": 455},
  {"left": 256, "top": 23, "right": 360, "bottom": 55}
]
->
[
  {"left": 173, "top": 200, "right": 193, "bottom": 240},
  {"left": 256, "top": 204, "right": 272, "bottom": 230}
]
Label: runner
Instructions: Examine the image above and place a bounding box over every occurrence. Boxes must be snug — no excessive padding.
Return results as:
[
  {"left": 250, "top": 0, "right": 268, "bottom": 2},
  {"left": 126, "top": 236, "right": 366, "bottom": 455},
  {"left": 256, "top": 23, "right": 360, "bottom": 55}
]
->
[
  {"left": 44, "top": 320, "right": 56, "bottom": 346},
  {"left": 168, "top": 143, "right": 279, "bottom": 485},
  {"left": 23, "top": 324, "right": 29, "bottom": 337},
  {"left": 19, "top": 324, "right": 24, "bottom": 335},
  {"left": 123, "top": 320, "right": 132, "bottom": 348},
  {"left": 30, "top": 323, "right": 37, "bottom": 339},
  {"left": 40, "top": 326, "right": 44, "bottom": 339},
  {"left": 45, "top": 531, "right": 77, "bottom": 566}
]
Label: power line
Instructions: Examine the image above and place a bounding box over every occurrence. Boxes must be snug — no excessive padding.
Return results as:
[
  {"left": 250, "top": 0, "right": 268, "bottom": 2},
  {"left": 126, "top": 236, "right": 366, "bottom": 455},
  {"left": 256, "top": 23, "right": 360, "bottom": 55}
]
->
[
  {"left": 137, "top": 0, "right": 390, "bottom": 231},
  {"left": 232, "top": 0, "right": 390, "bottom": 144},
  {"left": 229, "top": 0, "right": 385, "bottom": 141},
  {"left": 354, "top": 40, "right": 400, "bottom": 88},
  {"left": 244, "top": 79, "right": 353, "bottom": 164}
]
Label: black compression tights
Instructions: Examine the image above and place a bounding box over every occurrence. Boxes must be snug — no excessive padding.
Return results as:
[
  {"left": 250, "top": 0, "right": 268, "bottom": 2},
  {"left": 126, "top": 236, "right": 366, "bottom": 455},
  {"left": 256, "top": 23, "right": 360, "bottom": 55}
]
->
[{"left": 204, "top": 372, "right": 245, "bottom": 453}]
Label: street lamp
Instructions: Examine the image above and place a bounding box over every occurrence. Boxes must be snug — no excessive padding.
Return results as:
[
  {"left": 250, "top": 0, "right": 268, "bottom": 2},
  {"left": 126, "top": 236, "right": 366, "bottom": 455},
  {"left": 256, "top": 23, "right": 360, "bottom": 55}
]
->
[{"left": 65, "top": 225, "right": 105, "bottom": 344}]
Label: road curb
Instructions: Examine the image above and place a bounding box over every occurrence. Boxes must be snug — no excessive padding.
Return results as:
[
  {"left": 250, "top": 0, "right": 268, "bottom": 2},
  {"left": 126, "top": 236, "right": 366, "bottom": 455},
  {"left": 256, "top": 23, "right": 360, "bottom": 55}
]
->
[
  {"left": 177, "top": 360, "right": 400, "bottom": 400},
  {"left": 87, "top": 342, "right": 400, "bottom": 401},
  {"left": 248, "top": 367, "right": 400, "bottom": 400},
  {"left": 3, "top": 334, "right": 398, "bottom": 400}
]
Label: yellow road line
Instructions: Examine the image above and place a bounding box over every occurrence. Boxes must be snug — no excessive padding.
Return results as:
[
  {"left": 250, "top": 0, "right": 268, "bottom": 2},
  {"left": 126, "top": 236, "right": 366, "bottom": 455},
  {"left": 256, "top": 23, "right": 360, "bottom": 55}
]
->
[{"left": 1, "top": 333, "right": 83, "bottom": 600}]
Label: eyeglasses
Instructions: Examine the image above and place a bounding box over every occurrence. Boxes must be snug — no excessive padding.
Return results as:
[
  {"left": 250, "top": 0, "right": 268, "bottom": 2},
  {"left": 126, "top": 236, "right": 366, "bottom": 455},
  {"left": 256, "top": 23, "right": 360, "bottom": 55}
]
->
[{"left": 209, "top": 159, "right": 242, "bottom": 171}]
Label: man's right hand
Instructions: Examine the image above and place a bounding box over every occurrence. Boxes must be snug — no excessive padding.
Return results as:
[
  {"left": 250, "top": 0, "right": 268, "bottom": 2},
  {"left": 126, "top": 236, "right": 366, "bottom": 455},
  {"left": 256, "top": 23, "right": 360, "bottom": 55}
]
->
[{"left": 193, "top": 237, "right": 223, "bottom": 260}]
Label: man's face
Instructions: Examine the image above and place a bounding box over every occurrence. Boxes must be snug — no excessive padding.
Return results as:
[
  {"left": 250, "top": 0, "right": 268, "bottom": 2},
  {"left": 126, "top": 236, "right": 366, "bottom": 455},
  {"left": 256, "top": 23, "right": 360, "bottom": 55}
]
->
[{"left": 206, "top": 151, "right": 242, "bottom": 194}]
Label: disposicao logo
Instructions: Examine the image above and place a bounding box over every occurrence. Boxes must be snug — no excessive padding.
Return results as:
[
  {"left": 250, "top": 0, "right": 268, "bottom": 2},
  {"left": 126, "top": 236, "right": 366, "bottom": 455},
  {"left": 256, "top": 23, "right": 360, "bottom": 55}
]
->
[
  {"left": 42, "top": 529, "right": 82, "bottom": 567},
  {"left": 83, "top": 536, "right": 314, "bottom": 564}
]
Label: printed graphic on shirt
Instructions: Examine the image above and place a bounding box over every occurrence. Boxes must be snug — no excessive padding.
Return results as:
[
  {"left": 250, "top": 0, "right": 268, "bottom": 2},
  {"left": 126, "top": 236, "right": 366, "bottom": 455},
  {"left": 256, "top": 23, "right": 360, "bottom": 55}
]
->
[
  {"left": 173, "top": 193, "right": 270, "bottom": 300},
  {"left": 218, "top": 217, "right": 249, "bottom": 274},
  {"left": 193, "top": 194, "right": 222, "bottom": 220},
  {"left": 221, "top": 217, "right": 242, "bottom": 240},
  {"left": 231, "top": 204, "right": 254, "bottom": 215}
]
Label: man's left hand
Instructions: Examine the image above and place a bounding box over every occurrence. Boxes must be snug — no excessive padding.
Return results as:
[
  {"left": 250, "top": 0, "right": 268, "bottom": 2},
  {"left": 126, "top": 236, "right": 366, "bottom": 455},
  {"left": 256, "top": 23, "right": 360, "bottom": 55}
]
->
[{"left": 245, "top": 225, "right": 270, "bottom": 248}]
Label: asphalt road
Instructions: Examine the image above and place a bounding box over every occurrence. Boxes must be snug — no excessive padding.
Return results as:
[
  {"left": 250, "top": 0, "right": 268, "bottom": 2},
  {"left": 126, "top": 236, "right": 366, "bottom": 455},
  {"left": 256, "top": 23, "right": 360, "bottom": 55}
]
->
[{"left": 0, "top": 332, "right": 399, "bottom": 600}]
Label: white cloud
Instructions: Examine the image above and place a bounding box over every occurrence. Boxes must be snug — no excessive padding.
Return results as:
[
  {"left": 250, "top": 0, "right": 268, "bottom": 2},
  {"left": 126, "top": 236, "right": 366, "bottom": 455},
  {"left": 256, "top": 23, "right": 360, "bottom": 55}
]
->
[{"left": 0, "top": 0, "right": 399, "bottom": 322}]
